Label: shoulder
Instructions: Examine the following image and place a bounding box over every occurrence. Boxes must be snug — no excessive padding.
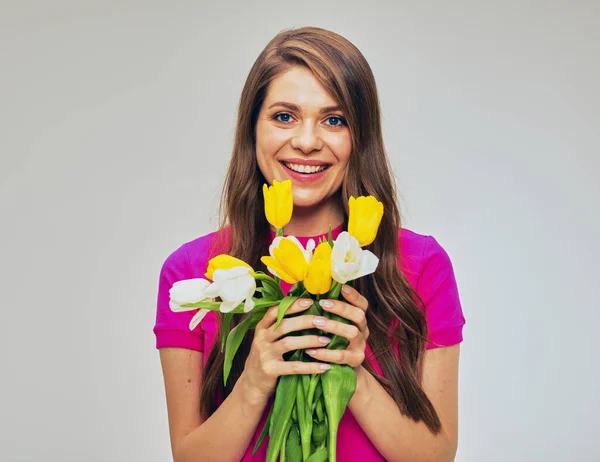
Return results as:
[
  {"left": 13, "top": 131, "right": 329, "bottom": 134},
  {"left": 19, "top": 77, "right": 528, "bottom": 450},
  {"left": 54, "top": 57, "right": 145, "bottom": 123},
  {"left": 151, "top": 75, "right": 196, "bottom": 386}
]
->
[
  {"left": 160, "top": 229, "right": 225, "bottom": 280},
  {"left": 397, "top": 227, "right": 453, "bottom": 288},
  {"left": 398, "top": 227, "right": 465, "bottom": 347},
  {"left": 154, "top": 230, "right": 224, "bottom": 352}
]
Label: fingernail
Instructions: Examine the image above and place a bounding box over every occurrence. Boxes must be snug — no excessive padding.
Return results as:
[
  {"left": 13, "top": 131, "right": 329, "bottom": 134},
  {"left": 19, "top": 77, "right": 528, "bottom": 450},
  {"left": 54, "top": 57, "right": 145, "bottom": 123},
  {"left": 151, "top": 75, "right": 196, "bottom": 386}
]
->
[
  {"left": 313, "top": 316, "right": 326, "bottom": 327},
  {"left": 319, "top": 336, "right": 331, "bottom": 344},
  {"left": 319, "top": 300, "right": 333, "bottom": 308},
  {"left": 299, "top": 299, "right": 312, "bottom": 307},
  {"left": 320, "top": 364, "right": 331, "bottom": 371},
  {"left": 342, "top": 285, "right": 352, "bottom": 295},
  {"left": 306, "top": 349, "right": 317, "bottom": 355}
]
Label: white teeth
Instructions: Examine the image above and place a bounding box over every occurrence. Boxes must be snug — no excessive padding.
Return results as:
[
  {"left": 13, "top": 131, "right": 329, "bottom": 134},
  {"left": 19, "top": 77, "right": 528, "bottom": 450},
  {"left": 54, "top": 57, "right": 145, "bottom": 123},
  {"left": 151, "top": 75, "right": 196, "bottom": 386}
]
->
[{"left": 284, "top": 162, "right": 327, "bottom": 174}]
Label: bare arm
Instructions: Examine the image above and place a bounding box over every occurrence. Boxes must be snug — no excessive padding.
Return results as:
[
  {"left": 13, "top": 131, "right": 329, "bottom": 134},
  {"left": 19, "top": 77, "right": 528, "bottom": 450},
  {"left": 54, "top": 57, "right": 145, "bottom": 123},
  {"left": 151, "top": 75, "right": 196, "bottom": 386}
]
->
[
  {"left": 348, "top": 345, "right": 460, "bottom": 462},
  {"left": 159, "top": 348, "right": 269, "bottom": 462},
  {"left": 308, "top": 285, "right": 460, "bottom": 462},
  {"left": 158, "top": 300, "right": 333, "bottom": 462}
]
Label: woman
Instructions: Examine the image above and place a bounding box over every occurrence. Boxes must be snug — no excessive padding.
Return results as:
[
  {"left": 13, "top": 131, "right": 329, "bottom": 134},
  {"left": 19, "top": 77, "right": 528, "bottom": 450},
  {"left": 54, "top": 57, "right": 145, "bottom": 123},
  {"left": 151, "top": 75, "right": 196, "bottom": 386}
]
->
[{"left": 154, "top": 26, "right": 465, "bottom": 462}]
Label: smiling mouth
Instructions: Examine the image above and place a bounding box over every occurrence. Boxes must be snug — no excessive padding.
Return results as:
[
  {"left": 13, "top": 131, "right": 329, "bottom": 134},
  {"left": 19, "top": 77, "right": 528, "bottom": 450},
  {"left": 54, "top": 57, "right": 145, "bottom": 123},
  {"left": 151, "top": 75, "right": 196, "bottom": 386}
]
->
[{"left": 281, "top": 161, "right": 331, "bottom": 174}]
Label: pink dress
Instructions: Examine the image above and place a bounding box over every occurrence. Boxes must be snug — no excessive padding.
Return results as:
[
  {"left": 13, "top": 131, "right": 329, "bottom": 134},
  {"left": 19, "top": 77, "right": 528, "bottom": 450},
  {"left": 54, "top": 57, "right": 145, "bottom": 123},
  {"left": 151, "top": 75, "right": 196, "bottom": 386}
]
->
[{"left": 153, "top": 224, "right": 466, "bottom": 461}]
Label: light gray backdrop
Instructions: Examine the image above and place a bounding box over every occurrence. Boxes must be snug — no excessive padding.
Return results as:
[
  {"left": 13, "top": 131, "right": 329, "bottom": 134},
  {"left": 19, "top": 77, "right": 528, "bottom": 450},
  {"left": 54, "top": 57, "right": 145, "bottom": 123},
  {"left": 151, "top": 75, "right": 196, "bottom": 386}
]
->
[{"left": 1, "top": 1, "right": 598, "bottom": 461}]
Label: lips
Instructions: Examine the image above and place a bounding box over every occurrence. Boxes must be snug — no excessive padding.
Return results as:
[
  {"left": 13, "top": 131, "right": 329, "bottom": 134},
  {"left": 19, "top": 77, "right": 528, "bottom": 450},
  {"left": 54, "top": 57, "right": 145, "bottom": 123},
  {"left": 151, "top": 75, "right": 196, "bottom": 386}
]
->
[
  {"left": 282, "top": 162, "right": 329, "bottom": 174},
  {"left": 280, "top": 159, "right": 331, "bottom": 175}
]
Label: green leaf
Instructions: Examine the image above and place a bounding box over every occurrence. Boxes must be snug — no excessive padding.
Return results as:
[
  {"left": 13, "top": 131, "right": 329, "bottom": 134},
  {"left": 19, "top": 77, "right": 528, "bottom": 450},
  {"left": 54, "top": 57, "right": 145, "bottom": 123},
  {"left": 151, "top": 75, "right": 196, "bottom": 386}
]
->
[
  {"left": 325, "top": 281, "right": 343, "bottom": 300},
  {"left": 253, "top": 404, "right": 274, "bottom": 456},
  {"left": 328, "top": 224, "right": 333, "bottom": 247},
  {"left": 314, "top": 391, "right": 324, "bottom": 421},
  {"left": 311, "top": 419, "right": 327, "bottom": 447},
  {"left": 296, "top": 377, "right": 311, "bottom": 460},
  {"left": 273, "top": 295, "right": 299, "bottom": 330},
  {"left": 286, "top": 422, "right": 303, "bottom": 462},
  {"left": 280, "top": 419, "right": 291, "bottom": 462},
  {"left": 266, "top": 375, "right": 299, "bottom": 462},
  {"left": 321, "top": 364, "right": 357, "bottom": 462},
  {"left": 288, "top": 281, "right": 305, "bottom": 297},
  {"left": 254, "top": 272, "right": 284, "bottom": 299},
  {"left": 306, "top": 446, "right": 328, "bottom": 462},
  {"left": 306, "top": 374, "right": 320, "bottom": 412},
  {"left": 325, "top": 314, "right": 351, "bottom": 351},
  {"left": 220, "top": 312, "right": 234, "bottom": 352},
  {"left": 263, "top": 279, "right": 284, "bottom": 299},
  {"left": 253, "top": 271, "right": 278, "bottom": 284},
  {"left": 223, "top": 313, "right": 260, "bottom": 386},
  {"left": 259, "top": 283, "right": 277, "bottom": 299},
  {"left": 252, "top": 297, "right": 281, "bottom": 310}
]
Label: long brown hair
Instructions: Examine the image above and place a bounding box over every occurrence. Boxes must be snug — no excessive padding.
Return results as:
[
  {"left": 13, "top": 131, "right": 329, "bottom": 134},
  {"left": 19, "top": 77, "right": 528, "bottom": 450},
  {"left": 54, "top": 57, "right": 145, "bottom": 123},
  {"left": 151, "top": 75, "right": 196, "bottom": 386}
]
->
[{"left": 200, "top": 26, "right": 442, "bottom": 433}]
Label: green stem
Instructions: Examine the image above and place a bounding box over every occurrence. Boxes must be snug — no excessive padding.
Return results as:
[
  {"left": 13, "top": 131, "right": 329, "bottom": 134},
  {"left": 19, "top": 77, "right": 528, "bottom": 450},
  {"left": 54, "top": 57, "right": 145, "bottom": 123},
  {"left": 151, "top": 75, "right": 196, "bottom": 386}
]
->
[
  {"left": 328, "top": 429, "right": 338, "bottom": 462},
  {"left": 296, "top": 379, "right": 311, "bottom": 460},
  {"left": 306, "top": 374, "right": 319, "bottom": 410}
]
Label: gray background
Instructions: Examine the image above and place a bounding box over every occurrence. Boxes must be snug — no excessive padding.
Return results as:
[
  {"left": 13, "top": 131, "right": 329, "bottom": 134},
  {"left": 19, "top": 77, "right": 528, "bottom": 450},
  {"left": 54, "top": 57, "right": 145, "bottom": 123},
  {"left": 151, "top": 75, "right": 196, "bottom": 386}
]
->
[{"left": 1, "top": 1, "right": 599, "bottom": 461}]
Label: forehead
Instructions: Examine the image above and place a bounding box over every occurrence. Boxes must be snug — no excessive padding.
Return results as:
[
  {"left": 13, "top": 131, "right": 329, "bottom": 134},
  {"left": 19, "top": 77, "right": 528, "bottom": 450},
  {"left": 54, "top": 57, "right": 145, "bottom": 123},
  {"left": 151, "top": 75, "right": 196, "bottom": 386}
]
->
[{"left": 265, "top": 67, "right": 338, "bottom": 108}]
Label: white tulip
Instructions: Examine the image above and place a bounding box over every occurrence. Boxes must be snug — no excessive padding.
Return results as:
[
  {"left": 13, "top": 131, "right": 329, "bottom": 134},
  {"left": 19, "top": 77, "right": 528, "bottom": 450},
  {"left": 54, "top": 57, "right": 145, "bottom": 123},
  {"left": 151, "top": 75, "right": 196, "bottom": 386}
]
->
[
  {"left": 330, "top": 231, "right": 379, "bottom": 284},
  {"left": 205, "top": 266, "right": 256, "bottom": 313},
  {"left": 169, "top": 278, "right": 213, "bottom": 330}
]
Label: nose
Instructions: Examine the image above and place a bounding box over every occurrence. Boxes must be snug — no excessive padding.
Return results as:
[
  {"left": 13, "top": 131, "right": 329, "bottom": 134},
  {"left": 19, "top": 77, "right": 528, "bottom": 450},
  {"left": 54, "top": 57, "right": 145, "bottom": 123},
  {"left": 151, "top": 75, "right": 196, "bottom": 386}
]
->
[{"left": 290, "top": 122, "right": 323, "bottom": 154}]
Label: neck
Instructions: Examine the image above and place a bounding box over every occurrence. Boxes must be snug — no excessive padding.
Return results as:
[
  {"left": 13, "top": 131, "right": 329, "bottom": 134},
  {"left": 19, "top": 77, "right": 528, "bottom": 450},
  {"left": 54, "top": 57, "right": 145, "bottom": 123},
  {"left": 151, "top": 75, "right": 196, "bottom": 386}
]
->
[{"left": 279, "top": 198, "right": 344, "bottom": 237}]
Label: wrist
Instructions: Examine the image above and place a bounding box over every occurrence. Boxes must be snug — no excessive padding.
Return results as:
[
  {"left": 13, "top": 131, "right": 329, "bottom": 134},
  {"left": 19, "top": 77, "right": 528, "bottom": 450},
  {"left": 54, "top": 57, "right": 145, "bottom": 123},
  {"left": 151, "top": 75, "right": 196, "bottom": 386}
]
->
[
  {"left": 238, "top": 371, "right": 270, "bottom": 411},
  {"left": 349, "top": 365, "right": 372, "bottom": 409}
]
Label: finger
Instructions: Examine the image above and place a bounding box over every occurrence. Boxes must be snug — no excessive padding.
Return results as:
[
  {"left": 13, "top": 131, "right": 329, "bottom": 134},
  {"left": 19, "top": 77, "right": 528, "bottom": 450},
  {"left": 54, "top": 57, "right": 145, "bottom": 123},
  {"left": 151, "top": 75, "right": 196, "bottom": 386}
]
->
[
  {"left": 310, "top": 314, "right": 363, "bottom": 344},
  {"left": 319, "top": 299, "right": 367, "bottom": 332},
  {"left": 279, "top": 360, "right": 332, "bottom": 376},
  {"left": 255, "top": 305, "right": 279, "bottom": 330},
  {"left": 341, "top": 284, "right": 369, "bottom": 311},
  {"left": 265, "top": 313, "right": 321, "bottom": 342},
  {"left": 256, "top": 298, "right": 313, "bottom": 331},
  {"left": 274, "top": 334, "right": 332, "bottom": 355},
  {"left": 305, "top": 347, "right": 365, "bottom": 368}
]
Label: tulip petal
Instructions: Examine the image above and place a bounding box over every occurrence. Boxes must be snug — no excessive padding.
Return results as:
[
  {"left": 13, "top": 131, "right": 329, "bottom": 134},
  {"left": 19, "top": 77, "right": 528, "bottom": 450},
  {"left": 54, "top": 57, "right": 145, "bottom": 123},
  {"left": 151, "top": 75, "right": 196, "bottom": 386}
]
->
[
  {"left": 348, "top": 196, "right": 384, "bottom": 247},
  {"left": 353, "top": 250, "right": 380, "bottom": 280},
  {"left": 263, "top": 180, "right": 293, "bottom": 228},
  {"left": 189, "top": 309, "right": 210, "bottom": 330},
  {"left": 169, "top": 300, "right": 186, "bottom": 312},
  {"left": 169, "top": 278, "right": 211, "bottom": 305},
  {"left": 205, "top": 282, "right": 220, "bottom": 299},
  {"left": 244, "top": 297, "right": 255, "bottom": 312},
  {"left": 220, "top": 299, "right": 241, "bottom": 313},
  {"left": 205, "top": 254, "right": 253, "bottom": 280},
  {"left": 261, "top": 256, "right": 298, "bottom": 284},
  {"left": 274, "top": 238, "right": 308, "bottom": 281}
]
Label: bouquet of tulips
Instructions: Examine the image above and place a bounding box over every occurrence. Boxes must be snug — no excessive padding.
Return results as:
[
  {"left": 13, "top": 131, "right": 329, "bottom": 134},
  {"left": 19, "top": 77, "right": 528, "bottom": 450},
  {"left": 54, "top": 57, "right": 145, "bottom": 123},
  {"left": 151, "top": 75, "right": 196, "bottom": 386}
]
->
[{"left": 169, "top": 179, "right": 383, "bottom": 462}]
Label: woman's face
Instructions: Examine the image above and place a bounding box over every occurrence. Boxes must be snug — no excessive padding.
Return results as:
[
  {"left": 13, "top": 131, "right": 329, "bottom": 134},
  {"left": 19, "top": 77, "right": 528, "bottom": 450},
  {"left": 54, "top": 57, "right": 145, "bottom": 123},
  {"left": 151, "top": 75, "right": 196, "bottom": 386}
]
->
[{"left": 255, "top": 66, "right": 352, "bottom": 209}]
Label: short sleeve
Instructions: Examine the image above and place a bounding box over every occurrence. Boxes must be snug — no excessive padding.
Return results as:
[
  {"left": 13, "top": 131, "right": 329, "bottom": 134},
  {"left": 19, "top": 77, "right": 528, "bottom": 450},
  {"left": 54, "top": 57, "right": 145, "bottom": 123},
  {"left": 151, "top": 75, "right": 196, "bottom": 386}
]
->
[
  {"left": 153, "top": 244, "right": 205, "bottom": 352},
  {"left": 416, "top": 236, "right": 466, "bottom": 350}
]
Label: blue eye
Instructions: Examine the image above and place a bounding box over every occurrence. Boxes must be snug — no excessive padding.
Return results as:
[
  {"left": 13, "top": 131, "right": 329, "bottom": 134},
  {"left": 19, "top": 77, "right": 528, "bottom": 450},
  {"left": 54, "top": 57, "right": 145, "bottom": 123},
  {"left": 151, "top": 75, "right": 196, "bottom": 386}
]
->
[
  {"left": 327, "top": 116, "right": 346, "bottom": 126},
  {"left": 274, "top": 113, "right": 292, "bottom": 123}
]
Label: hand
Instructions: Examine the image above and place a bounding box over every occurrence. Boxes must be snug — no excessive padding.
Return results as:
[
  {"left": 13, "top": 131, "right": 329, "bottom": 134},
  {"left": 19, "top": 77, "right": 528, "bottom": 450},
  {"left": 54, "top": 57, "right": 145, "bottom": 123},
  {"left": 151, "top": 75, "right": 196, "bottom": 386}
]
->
[
  {"left": 304, "top": 284, "right": 369, "bottom": 369},
  {"left": 242, "top": 298, "right": 335, "bottom": 400}
]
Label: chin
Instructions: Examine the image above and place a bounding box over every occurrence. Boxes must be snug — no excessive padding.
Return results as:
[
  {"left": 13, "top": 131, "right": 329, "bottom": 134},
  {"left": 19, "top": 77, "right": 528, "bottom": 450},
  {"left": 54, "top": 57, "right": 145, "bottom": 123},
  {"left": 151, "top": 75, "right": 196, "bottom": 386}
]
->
[{"left": 292, "top": 192, "right": 329, "bottom": 209}]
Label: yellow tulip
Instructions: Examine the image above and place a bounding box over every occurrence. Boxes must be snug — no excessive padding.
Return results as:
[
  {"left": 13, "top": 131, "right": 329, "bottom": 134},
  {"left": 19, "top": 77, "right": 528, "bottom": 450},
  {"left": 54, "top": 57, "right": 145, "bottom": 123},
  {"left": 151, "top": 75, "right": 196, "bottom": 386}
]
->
[
  {"left": 263, "top": 179, "right": 293, "bottom": 229},
  {"left": 261, "top": 236, "right": 312, "bottom": 284},
  {"left": 304, "top": 242, "right": 332, "bottom": 295},
  {"left": 347, "top": 196, "right": 384, "bottom": 247},
  {"left": 205, "top": 254, "right": 253, "bottom": 280}
]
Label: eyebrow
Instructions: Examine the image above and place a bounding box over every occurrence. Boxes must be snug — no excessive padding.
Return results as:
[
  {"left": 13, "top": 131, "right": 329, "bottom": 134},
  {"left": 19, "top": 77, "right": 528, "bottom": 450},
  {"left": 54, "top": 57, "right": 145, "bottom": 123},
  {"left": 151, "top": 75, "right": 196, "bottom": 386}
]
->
[{"left": 268, "top": 101, "right": 342, "bottom": 114}]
